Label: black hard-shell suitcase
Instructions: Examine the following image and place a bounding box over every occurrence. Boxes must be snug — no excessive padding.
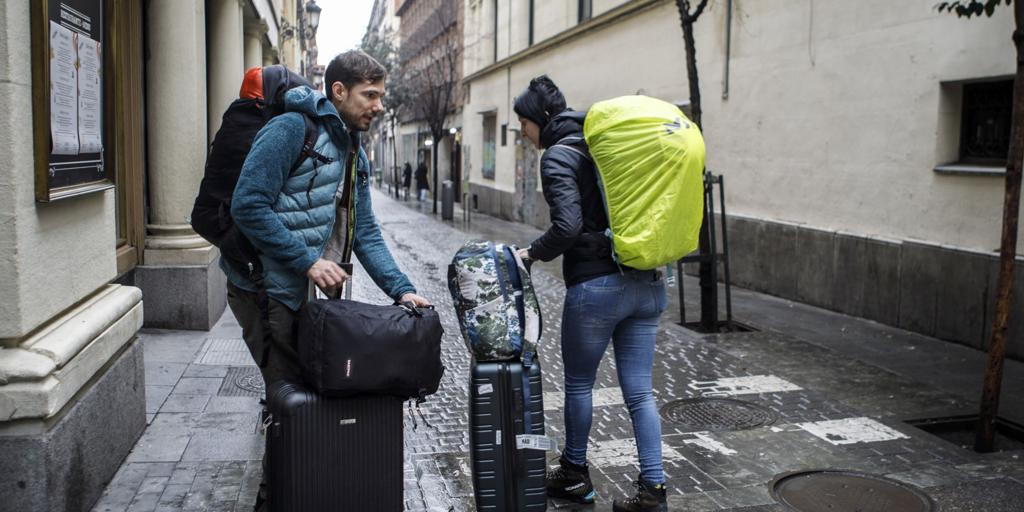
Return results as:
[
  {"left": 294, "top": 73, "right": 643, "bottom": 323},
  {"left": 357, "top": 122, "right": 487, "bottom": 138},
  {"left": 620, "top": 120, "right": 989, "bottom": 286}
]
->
[
  {"left": 266, "top": 380, "right": 403, "bottom": 512},
  {"left": 470, "top": 359, "right": 548, "bottom": 511}
]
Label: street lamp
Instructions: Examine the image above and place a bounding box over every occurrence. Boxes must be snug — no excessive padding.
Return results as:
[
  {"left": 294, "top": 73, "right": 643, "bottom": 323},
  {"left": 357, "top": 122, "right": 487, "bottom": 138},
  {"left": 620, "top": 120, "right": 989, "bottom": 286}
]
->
[
  {"left": 305, "top": 1, "right": 322, "bottom": 32},
  {"left": 281, "top": 1, "right": 321, "bottom": 42}
]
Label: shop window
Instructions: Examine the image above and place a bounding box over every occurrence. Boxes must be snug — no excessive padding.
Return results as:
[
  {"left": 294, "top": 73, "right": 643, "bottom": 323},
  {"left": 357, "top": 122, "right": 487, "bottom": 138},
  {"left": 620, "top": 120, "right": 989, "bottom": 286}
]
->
[{"left": 482, "top": 113, "right": 496, "bottom": 179}]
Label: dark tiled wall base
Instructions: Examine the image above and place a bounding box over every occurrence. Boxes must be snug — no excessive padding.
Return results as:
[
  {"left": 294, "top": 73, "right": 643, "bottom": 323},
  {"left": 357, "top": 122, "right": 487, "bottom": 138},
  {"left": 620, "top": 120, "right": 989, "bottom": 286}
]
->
[
  {"left": 0, "top": 341, "right": 146, "bottom": 512},
  {"left": 726, "top": 215, "right": 1023, "bottom": 359}
]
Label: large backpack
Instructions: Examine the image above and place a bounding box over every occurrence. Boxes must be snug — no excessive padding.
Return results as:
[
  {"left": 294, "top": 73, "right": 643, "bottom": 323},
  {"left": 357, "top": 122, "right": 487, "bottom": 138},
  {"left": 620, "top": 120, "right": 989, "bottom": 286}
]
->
[
  {"left": 190, "top": 65, "right": 327, "bottom": 277},
  {"left": 448, "top": 240, "right": 541, "bottom": 364},
  {"left": 577, "top": 95, "right": 706, "bottom": 270}
]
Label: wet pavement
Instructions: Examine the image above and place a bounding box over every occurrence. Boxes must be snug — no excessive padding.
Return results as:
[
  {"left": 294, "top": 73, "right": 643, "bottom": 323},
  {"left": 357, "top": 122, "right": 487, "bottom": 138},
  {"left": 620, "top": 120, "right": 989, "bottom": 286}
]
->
[{"left": 92, "top": 188, "right": 1024, "bottom": 511}]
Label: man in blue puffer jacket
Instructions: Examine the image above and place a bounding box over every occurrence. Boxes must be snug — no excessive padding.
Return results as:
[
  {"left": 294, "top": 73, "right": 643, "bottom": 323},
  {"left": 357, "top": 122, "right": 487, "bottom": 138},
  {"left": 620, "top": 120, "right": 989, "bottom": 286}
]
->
[
  {"left": 225, "top": 49, "right": 431, "bottom": 511},
  {"left": 226, "top": 50, "right": 431, "bottom": 380}
]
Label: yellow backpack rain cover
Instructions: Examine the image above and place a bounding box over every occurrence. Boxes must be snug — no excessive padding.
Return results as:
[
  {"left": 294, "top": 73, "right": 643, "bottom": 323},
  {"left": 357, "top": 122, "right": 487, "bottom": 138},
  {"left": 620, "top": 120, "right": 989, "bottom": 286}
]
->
[{"left": 583, "top": 96, "right": 705, "bottom": 270}]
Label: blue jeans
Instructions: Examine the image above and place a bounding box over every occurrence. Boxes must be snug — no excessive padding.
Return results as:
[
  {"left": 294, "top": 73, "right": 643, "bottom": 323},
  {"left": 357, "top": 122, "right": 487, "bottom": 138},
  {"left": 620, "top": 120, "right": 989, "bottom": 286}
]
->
[{"left": 560, "top": 270, "right": 668, "bottom": 484}]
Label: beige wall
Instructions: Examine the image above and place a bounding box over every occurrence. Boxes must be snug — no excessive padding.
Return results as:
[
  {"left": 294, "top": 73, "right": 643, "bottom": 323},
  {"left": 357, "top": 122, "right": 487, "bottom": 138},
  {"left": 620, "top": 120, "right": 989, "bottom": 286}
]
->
[
  {"left": 463, "top": 0, "right": 1023, "bottom": 254},
  {"left": 0, "top": 2, "right": 117, "bottom": 340},
  {"left": 706, "top": 0, "right": 1018, "bottom": 253},
  {"left": 533, "top": 1, "right": 574, "bottom": 43}
]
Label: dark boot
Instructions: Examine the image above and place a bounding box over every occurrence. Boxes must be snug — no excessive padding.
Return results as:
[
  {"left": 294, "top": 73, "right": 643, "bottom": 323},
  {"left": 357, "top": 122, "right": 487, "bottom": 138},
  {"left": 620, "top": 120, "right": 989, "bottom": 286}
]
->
[
  {"left": 546, "top": 456, "right": 596, "bottom": 504},
  {"left": 253, "top": 485, "right": 270, "bottom": 509},
  {"left": 612, "top": 478, "right": 667, "bottom": 512}
]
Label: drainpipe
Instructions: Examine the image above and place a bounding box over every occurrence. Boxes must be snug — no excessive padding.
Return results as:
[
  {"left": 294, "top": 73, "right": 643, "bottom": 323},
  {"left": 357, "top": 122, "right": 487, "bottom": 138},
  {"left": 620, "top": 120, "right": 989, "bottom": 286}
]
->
[{"left": 723, "top": 0, "right": 732, "bottom": 100}]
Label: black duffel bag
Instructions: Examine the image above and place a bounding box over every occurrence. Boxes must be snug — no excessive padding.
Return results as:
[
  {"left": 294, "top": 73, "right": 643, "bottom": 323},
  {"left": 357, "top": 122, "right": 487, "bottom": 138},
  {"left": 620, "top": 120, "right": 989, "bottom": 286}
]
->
[{"left": 296, "top": 299, "right": 445, "bottom": 401}]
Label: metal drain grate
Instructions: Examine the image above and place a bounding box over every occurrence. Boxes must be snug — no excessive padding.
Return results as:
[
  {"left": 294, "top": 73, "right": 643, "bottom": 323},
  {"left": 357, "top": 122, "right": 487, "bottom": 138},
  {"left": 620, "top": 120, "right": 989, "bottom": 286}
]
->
[
  {"left": 217, "top": 367, "right": 265, "bottom": 397},
  {"left": 660, "top": 398, "right": 776, "bottom": 431},
  {"left": 770, "top": 470, "right": 934, "bottom": 512}
]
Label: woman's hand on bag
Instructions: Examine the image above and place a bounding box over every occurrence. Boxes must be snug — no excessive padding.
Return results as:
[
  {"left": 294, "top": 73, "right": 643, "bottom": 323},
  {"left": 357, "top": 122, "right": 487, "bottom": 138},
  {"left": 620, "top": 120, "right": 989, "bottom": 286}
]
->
[
  {"left": 517, "top": 248, "right": 532, "bottom": 261},
  {"left": 307, "top": 258, "right": 349, "bottom": 292},
  {"left": 400, "top": 293, "right": 432, "bottom": 308}
]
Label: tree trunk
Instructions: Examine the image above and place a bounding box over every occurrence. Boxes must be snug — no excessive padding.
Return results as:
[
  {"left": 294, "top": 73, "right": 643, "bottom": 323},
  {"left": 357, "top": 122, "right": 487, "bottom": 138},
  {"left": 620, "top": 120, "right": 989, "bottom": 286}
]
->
[
  {"left": 976, "top": 0, "right": 1024, "bottom": 453},
  {"left": 432, "top": 131, "right": 441, "bottom": 214},
  {"left": 678, "top": 6, "right": 715, "bottom": 330},
  {"left": 391, "top": 117, "right": 400, "bottom": 199},
  {"left": 682, "top": 19, "right": 702, "bottom": 127}
]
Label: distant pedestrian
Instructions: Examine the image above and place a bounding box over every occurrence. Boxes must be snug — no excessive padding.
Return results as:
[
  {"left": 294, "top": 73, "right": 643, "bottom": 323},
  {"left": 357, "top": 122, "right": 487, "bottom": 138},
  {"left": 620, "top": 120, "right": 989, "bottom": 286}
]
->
[
  {"left": 514, "top": 75, "right": 670, "bottom": 512},
  {"left": 415, "top": 161, "right": 429, "bottom": 201},
  {"left": 403, "top": 162, "right": 413, "bottom": 200}
]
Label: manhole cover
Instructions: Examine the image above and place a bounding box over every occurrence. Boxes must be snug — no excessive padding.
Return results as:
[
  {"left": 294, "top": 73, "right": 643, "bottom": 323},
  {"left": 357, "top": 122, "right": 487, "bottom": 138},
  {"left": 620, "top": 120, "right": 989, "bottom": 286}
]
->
[
  {"left": 770, "top": 470, "right": 934, "bottom": 512},
  {"left": 660, "top": 398, "right": 776, "bottom": 431},
  {"left": 217, "top": 367, "right": 265, "bottom": 397}
]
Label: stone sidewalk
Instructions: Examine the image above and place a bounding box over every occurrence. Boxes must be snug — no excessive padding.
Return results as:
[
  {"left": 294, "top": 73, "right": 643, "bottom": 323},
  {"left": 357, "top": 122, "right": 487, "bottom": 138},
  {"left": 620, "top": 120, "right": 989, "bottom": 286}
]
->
[{"left": 92, "top": 188, "right": 1024, "bottom": 511}]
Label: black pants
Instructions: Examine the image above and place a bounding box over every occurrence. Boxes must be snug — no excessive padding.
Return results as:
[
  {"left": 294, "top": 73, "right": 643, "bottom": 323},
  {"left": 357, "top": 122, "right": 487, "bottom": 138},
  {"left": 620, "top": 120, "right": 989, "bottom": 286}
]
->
[
  {"left": 226, "top": 282, "right": 303, "bottom": 509},
  {"left": 226, "top": 282, "right": 303, "bottom": 385}
]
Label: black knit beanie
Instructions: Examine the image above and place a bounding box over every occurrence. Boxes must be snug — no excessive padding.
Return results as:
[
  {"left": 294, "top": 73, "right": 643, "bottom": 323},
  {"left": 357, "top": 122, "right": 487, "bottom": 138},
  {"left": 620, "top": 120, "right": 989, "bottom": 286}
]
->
[{"left": 513, "top": 75, "right": 567, "bottom": 131}]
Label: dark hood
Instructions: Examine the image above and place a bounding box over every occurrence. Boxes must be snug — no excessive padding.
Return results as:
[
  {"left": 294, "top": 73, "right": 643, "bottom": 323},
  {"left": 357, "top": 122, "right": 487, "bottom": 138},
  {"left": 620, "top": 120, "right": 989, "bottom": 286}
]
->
[
  {"left": 262, "top": 65, "right": 311, "bottom": 115},
  {"left": 540, "top": 109, "right": 587, "bottom": 149}
]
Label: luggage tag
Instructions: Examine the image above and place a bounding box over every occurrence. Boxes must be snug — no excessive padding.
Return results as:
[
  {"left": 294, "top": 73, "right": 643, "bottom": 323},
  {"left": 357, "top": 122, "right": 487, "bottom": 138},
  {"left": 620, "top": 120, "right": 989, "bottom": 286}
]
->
[{"left": 516, "top": 434, "right": 557, "bottom": 451}]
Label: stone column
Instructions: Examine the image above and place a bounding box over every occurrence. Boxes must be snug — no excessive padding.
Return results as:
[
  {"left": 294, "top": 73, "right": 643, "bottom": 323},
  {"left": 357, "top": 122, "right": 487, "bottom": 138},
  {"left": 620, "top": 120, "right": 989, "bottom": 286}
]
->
[
  {"left": 139, "top": 0, "right": 226, "bottom": 329},
  {"left": 144, "top": 0, "right": 208, "bottom": 251},
  {"left": 263, "top": 45, "right": 279, "bottom": 66},
  {"left": 244, "top": 22, "right": 266, "bottom": 70},
  {"left": 208, "top": 0, "right": 245, "bottom": 139}
]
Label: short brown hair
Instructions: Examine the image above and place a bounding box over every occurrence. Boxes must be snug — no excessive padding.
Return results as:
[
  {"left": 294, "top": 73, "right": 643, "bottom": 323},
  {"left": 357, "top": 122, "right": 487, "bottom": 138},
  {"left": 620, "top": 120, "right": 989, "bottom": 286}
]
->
[{"left": 325, "top": 50, "right": 387, "bottom": 100}]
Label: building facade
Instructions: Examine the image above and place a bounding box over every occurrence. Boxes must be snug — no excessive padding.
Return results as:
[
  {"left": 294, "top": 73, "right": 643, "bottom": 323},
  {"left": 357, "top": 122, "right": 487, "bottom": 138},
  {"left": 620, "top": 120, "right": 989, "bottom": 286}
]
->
[
  {"left": 366, "top": 0, "right": 404, "bottom": 191},
  {"left": 395, "top": 0, "right": 466, "bottom": 203},
  {"left": 0, "top": 1, "right": 318, "bottom": 510},
  {"left": 461, "top": 0, "right": 1024, "bottom": 358}
]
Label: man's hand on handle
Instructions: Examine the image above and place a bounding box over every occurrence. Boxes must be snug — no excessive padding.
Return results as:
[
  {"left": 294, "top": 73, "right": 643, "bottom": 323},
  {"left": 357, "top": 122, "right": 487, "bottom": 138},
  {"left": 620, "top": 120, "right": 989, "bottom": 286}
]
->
[
  {"left": 400, "top": 293, "right": 432, "bottom": 308},
  {"left": 307, "top": 259, "right": 349, "bottom": 293}
]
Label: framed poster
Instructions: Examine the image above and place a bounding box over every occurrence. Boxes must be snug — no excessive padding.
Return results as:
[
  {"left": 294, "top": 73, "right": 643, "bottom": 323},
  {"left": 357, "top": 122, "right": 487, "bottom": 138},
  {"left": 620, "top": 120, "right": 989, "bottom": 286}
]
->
[{"left": 31, "top": 0, "right": 113, "bottom": 202}]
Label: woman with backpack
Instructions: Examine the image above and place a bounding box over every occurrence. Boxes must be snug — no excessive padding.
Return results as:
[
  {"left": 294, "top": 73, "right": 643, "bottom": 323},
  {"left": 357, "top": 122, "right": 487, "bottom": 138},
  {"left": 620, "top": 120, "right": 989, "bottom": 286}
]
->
[{"left": 514, "top": 76, "right": 670, "bottom": 512}]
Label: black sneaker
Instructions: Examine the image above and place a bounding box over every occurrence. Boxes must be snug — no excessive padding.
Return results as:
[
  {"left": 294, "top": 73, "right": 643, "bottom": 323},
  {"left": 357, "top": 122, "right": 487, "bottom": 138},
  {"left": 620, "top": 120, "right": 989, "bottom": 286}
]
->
[
  {"left": 612, "top": 478, "right": 667, "bottom": 512},
  {"left": 546, "top": 457, "right": 596, "bottom": 504}
]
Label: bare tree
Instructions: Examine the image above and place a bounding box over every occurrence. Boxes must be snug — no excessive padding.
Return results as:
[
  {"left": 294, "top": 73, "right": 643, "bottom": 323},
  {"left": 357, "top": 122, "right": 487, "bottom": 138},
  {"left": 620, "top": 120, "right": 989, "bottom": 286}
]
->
[
  {"left": 400, "top": 0, "right": 461, "bottom": 214},
  {"left": 676, "top": 0, "right": 710, "bottom": 127},
  {"left": 362, "top": 28, "right": 412, "bottom": 198},
  {"left": 937, "top": 0, "right": 1021, "bottom": 453}
]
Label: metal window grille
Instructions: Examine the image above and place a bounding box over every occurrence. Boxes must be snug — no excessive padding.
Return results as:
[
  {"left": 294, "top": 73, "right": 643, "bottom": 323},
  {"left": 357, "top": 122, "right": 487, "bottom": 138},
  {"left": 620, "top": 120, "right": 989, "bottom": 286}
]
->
[{"left": 960, "top": 80, "right": 1013, "bottom": 164}]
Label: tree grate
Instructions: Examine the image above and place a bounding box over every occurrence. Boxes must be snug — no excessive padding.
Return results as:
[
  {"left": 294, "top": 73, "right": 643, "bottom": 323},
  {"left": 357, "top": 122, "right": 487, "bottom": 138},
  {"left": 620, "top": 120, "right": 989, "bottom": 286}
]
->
[{"left": 659, "top": 397, "right": 776, "bottom": 431}]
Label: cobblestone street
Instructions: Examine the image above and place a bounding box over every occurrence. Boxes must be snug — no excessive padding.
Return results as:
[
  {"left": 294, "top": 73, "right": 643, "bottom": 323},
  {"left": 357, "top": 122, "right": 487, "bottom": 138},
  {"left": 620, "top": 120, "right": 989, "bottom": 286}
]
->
[{"left": 92, "top": 189, "right": 1024, "bottom": 512}]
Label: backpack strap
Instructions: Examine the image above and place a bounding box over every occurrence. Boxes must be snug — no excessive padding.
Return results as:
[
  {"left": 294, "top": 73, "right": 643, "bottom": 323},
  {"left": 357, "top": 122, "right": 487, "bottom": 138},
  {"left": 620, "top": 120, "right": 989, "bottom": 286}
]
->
[
  {"left": 501, "top": 245, "right": 534, "bottom": 440},
  {"left": 291, "top": 113, "right": 332, "bottom": 174},
  {"left": 549, "top": 136, "right": 592, "bottom": 162}
]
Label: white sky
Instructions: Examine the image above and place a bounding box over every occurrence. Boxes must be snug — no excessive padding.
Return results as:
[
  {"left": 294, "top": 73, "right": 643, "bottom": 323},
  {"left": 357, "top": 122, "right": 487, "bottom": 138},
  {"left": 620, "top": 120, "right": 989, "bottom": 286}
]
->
[{"left": 315, "top": 0, "right": 376, "bottom": 66}]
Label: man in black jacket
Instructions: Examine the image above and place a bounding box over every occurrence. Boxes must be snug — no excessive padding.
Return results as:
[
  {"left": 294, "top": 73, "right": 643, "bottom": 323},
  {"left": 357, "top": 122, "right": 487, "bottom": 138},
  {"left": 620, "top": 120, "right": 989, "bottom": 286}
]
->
[{"left": 514, "top": 75, "right": 670, "bottom": 512}]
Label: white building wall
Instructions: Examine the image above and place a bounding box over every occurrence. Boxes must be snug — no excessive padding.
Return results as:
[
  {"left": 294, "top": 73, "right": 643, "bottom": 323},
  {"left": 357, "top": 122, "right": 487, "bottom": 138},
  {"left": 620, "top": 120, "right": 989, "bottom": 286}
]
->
[
  {"left": 463, "top": 0, "right": 1022, "bottom": 254},
  {"left": 0, "top": 1, "right": 117, "bottom": 339}
]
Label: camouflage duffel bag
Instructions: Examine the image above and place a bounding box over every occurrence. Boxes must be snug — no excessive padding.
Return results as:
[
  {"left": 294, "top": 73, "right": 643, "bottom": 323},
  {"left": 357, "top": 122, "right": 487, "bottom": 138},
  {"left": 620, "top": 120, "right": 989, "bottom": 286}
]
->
[{"left": 447, "top": 240, "right": 541, "bottom": 362}]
